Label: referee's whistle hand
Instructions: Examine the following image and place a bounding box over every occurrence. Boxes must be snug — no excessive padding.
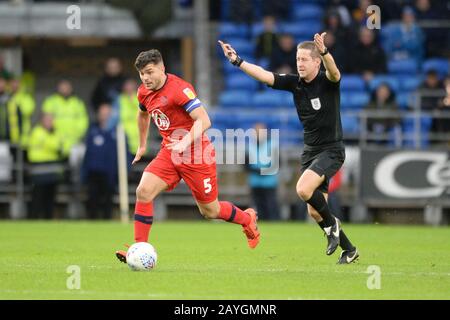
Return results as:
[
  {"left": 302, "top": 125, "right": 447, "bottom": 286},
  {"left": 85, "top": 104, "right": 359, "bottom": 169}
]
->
[
  {"left": 218, "top": 40, "right": 237, "bottom": 61},
  {"left": 314, "top": 32, "right": 327, "bottom": 53}
]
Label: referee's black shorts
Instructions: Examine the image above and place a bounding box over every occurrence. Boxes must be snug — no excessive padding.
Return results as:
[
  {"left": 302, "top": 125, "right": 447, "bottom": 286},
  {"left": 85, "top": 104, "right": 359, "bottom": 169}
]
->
[{"left": 300, "top": 141, "right": 345, "bottom": 193}]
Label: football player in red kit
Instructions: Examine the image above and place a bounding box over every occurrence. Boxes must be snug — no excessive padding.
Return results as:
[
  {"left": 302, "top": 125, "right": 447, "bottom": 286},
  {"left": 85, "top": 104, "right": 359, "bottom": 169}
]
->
[{"left": 116, "top": 49, "right": 260, "bottom": 263}]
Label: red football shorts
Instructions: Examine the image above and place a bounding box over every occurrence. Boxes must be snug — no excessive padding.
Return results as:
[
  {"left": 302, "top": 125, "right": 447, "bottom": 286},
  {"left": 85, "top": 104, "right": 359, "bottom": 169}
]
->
[{"left": 144, "top": 142, "right": 218, "bottom": 203}]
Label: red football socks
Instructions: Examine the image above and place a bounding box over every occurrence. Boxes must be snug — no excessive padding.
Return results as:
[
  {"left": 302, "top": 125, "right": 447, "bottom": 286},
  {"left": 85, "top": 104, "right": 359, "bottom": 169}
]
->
[
  {"left": 134, "top": 201, "right": 154, "bottom": 243},
  {"left": 218, "top": 201, "right": 251, "bottom": 226}
]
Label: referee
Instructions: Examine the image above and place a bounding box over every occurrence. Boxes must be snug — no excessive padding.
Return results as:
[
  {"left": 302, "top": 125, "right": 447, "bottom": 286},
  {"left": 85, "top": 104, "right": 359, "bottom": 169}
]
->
[{"left": 219, "top": 33, "right": 358, "bottom": 264}]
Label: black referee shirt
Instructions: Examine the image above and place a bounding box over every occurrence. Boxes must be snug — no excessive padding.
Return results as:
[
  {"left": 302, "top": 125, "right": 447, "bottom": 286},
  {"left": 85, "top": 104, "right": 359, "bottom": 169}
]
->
[{"left": 269, "top": 70, "right": 343, "bottom": 147}]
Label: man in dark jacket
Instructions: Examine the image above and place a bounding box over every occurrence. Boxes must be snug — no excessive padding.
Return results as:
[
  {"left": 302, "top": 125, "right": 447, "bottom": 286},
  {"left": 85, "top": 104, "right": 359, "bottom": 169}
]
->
[
  {"left": 350, "top": 27, "right": 387, "bottom": 81},
  {"left": 82, "top": 103, "right": 119, "bottom": 219},
  {"left": 91, "top": 58, "right": 126, "bottom": 112}
]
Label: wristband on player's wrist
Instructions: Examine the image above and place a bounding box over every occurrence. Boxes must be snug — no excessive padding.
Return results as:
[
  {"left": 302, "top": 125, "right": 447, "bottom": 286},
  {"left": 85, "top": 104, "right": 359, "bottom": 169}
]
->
[
  {"left": 320, "top": 48, "right": 329, "bottom": 56},
  {"left": 231, "top": 55, "right": 244, "bottom": 67}
]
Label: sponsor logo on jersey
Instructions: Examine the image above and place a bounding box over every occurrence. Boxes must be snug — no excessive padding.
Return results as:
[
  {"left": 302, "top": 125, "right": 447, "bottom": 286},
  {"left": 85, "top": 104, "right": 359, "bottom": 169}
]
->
[
  {"left": 151, "top": 109, "right": 170, "bottom": 131},
  {"left": 183, "top": 87, "right": 196, "bottom": 100}
]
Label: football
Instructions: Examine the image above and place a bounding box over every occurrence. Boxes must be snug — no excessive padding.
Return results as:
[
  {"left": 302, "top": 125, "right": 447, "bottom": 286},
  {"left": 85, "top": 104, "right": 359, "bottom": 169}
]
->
[{"left": 126, "top": 242, "right": 158, "bottom": 271}]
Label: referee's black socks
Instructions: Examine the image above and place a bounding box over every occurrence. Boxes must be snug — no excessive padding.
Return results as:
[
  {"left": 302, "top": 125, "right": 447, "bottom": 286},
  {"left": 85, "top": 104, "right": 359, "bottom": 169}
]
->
[
  {"left": 305, "top": 189, "right": 335, "bottom": 227},
  {"left": 315, "top": 198, "right": 355, "bottom": 251}
]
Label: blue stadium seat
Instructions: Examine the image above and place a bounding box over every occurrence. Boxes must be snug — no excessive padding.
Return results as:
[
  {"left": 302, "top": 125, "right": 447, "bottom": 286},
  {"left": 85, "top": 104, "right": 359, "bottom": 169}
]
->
[
  {"left": 341, "top": 115, "right": 360, "bottom": 134},
  {"left": 257, "top": 57, "right": 270, "bottom": 70},
  {"left": 396, "top": 92, "right": 418, "bottom": 110},
  {"left": 219, "top": 23, "right": 250, "bottom": 39},
  {"left": 252, "top": 91, "right": 292, "bottom": 108},
  {"left": 222, "top": 52, "right": 255, "bottom": 75},
  {"left": 295, "top": 36, "right": 310, "bottom": 45},
  {"left": 222, "top": 38, "right": 254, "bottom": 56},
  {"left": 402, "top": 116, "right": 432, "bottom": 148},
  {"left": 369, "top": 75, "right": 400, "bottom": 92},
  {"left": 251, "top": 22, "right": 280, "bottom": 37},
  {"left": 387, "top": 59, "right": 419, "bottom": 75},
  {"left": 218, "top": 90, "right": 252, "bottom": 108},
  {"left": 341, "top": 92, "right": 370, "bottom": 110},
  {"left": 397, "top": 75, "right": 423, "bottom": 91},
  {"left": 340, "top": 75, "right": 366, "bottom": 91},
  {"left": 292, "top": 4, "right": 324, "bottom": 21},
  {"left": 222, "top": 60, "right": 239, "bottom": 75},
  {"left": 233, "top": 112, "right": 275, "bottom": 130},
  {"left": 225, "top": 74, "right": 258, "bottom": 91},
  {"left": 422, "top": 58, "right": 449, "bottom": 79},
  {"left": 209, "top": 110, "right": 239, "bottom": 131},
  {"left": 279, "top": 22, "right": 322, "bottom": 38},
  {"left": 379, "top": 22, "right": 397, "bottom": 52}
]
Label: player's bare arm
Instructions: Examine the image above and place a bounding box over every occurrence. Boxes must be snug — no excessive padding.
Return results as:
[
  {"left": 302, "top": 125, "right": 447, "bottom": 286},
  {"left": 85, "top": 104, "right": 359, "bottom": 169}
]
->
[
  {"left": 166, "top": 106, "right": 211, "bottom": 153},
  {"left": 133, "top": 109, "right": 150, "bottom": 164},
  {"left": 218, "top": 40, "right": 275, "bottom": 86},
  {"left": 314, "top": 32, "right": 341, "bottom": 82}
]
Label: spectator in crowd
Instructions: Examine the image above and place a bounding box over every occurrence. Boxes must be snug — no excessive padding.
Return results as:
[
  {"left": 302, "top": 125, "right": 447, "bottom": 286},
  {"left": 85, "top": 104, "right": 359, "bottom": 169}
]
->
[
  {"left": 255, "top": 15, "right": 280, "bottom": 62},
  {"left": 91, "top": 57, "right": 126, "bottom": 112},
  {"left": 413, "top": 0, "right": 448, "bottom": 57},
  {"left": 245, "top": 123, "right": 280, "bottom": 221},
  {"left": 20, "top": 54, "right": 36, "bottom": 95},
  {"left": 364, "top": 83, "right": 401, "bottom": 142},
  {"left": 324, "top": 9, "right": 351, "bottom": 44},
  {"left": 42, "top": 79, "right": 89, "bottom": 158},
  {"left": 372, "top": 0, "right": 403, "bottom": 23},
  {"left": 323, "top": 30, "right": 348, "bottom": 73},
  {"left": 325, "top": 0, "right": 352, "bottom": 26},
  {"left": 0, "top": 56, "right": 13, "bottom": 80},
  {"left": 262, "top": 0, "right": 291, "bottom": 20},
  {"left": 384, "top": 6, "right": 425, "bottom": 64},
  {"left": 0, "top": 78, "right": 10, "bottom": 141},
  {"left": 27, "top": 113, "right": 64, "bottom": 219},
  {"left": 229, "top": 0, "right": 254, "bottom": 23},
  {"left": 269, "top": 33, "right": 297, "bottom": 74},
  {"left": 82, "top": 103, "right": 119, "bottom": 220},
  {"left": 117, "top": 78, "right": 140, "bottom": 156},
  {"left": 350, "top": 0, "right": 372, "bottom": 28},
  {"left": 6, "top": 78, "right": 35, "bottom": 149},
  {"left": 419, "top": 69, "right": 445, "bottom": 111},
  {"left": 432, "top": 76, "right": 450, "bottom": 140},
  {"left": 350, "top": 27, "right": 387, "bottom": 81},
  {"left": 106, "top": 78, "right": 140, "bottom": 155}
]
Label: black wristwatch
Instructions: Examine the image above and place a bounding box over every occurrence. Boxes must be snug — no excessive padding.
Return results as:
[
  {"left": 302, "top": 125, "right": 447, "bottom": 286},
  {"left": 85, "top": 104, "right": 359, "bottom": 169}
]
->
[
  {"left": 231, "top": 55, "right": 244, "bottom": 67},
  {"left": 320, "top": 48, "right": 329, "bottom": 56}
]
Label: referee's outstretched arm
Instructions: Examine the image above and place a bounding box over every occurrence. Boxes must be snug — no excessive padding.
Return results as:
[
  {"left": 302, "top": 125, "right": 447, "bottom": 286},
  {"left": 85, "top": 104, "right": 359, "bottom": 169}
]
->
[
  {"left": 314, "top": 32, "right": 341, "bottom": 82},
  {"left": 218, "top": 40, "right": 275, "bottom": 86}
]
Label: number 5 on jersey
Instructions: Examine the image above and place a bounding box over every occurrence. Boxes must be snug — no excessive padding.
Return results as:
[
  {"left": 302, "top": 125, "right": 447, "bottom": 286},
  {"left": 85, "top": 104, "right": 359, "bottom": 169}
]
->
[{"left": 203, "top": 178, "right": 212, "bottom": 194}]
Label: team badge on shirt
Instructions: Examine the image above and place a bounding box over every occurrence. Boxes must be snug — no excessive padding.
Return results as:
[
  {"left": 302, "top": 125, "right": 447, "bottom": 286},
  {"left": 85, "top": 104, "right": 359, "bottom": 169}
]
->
[
  {"left": 151, "top": 109, "right": 170, "bottom": 130},
  {"left": 311, "top": 97, "right": 321, "bottom": 110},
  {"left": 183, "top": 88, "right": 196, "bottom": 100}
]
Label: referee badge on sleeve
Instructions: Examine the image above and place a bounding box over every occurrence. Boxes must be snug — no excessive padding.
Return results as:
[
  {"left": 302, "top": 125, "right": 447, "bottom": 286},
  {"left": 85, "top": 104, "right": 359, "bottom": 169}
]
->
[{"left": 311, "top": 98, "right": 321, "bottom": 110}]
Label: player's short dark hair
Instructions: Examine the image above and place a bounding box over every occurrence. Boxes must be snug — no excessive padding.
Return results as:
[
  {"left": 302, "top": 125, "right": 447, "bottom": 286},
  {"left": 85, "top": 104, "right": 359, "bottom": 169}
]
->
[
  {"left": 297, "top": 41, "right": 320, "bottom": 59},
  {"left": 135, "top": 49, "right": 163, "bottom": 70}
]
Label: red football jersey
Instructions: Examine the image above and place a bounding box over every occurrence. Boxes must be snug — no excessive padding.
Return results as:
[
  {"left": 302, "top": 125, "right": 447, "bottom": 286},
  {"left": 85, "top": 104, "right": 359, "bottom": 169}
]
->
[{"left": 137, "top": 73, "right": 210, "bottom": 148}]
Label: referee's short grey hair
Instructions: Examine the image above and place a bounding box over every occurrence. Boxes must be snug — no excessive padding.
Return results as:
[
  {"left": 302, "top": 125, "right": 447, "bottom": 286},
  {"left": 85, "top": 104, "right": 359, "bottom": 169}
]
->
[{"left": 297, "top": 41, "right": 320, "bottom": 59}]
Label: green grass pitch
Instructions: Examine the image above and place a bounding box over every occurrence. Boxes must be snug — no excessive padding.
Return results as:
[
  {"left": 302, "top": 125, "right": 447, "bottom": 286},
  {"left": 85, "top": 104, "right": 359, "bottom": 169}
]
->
[{"left": 0, "top": 221, "right": 449, "bottom": 299}]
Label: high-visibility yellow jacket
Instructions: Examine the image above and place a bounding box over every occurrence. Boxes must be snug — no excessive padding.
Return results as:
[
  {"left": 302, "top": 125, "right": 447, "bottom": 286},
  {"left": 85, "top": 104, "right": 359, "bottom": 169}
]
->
[
  {"left": 118, "top": 93, "right": 139, "bottom": 154},
  {"left": 27, "top": 125, "right": 63, "bottom": 163},
  {"left": 42, "top": 93, "right": 88, "bottom": 156},
  {"left": 7, "top": 90, "right": 35, "bottom": 147}
]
